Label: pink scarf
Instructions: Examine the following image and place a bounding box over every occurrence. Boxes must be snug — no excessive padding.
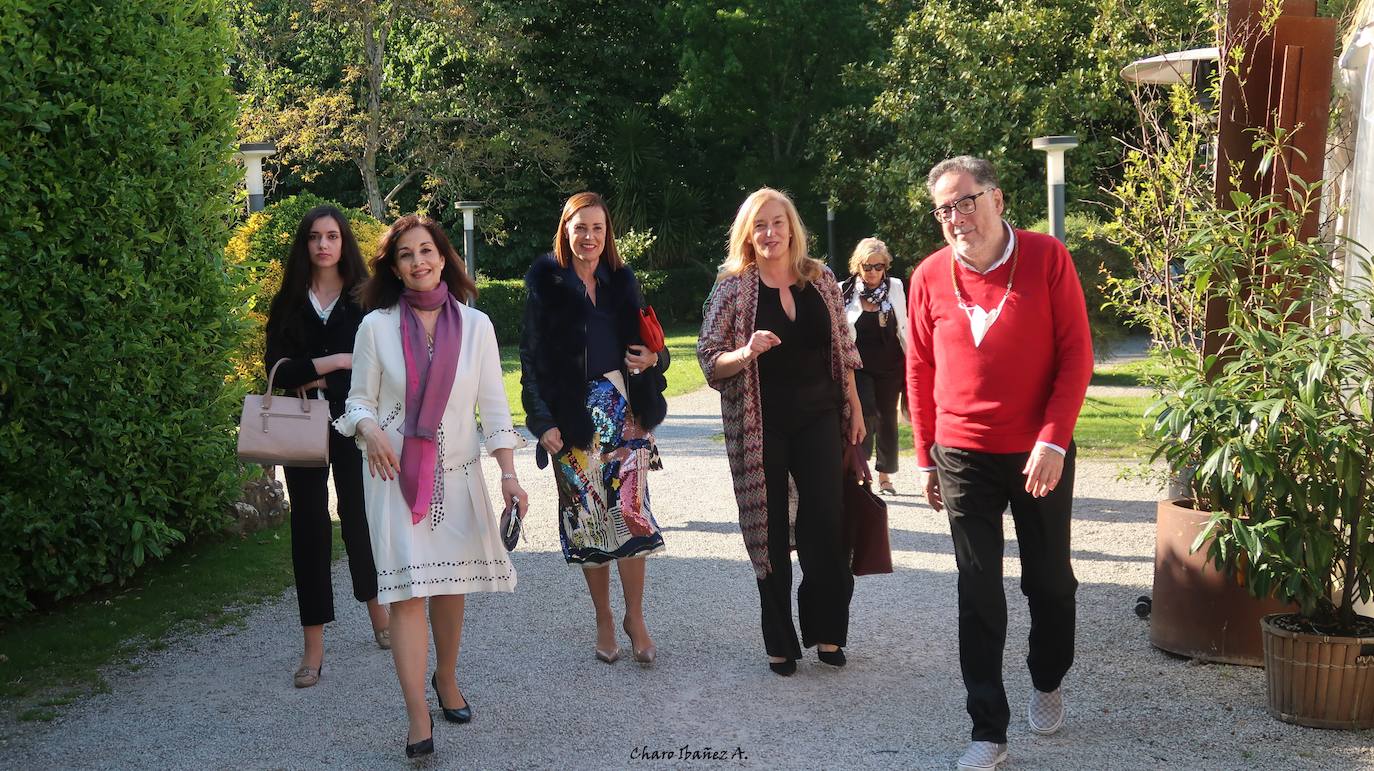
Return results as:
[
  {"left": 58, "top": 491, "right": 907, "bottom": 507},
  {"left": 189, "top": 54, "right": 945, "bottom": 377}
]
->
[{"left": 398, "top": 283, "right": 462, "bottom": 524}]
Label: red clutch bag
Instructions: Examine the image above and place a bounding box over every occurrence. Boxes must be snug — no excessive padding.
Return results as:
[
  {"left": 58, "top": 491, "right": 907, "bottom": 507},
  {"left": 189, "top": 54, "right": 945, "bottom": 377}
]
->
[{"left": 638, "top": 305, "right": 666, "bottom": 353}]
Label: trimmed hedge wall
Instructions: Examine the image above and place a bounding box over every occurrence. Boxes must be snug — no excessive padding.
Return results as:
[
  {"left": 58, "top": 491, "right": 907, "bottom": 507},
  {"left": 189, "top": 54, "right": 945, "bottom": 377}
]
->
[
  {"left": 475, "top": 264, "right": 717, "bottom": 347},
  {"left": 0, "top": 2, "right": 242, "bottom": 615}
]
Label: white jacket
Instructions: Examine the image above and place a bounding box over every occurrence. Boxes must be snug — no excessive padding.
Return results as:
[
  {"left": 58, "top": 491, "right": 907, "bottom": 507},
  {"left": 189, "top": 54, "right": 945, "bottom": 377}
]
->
[{"left": 843, "top": 275, "right": 908, "bottom": 355}]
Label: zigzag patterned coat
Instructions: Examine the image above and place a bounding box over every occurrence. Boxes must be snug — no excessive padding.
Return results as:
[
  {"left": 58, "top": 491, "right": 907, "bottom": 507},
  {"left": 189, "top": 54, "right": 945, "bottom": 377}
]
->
[{"left": 697, "top": 262, "right": 862, "bottom": 579}]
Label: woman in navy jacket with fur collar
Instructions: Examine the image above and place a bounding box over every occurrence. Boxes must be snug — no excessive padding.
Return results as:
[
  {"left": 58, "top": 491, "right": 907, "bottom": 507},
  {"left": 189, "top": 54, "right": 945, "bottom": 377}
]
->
[{"left": 519, "top": 192, "right": 669, "bottom": 666}]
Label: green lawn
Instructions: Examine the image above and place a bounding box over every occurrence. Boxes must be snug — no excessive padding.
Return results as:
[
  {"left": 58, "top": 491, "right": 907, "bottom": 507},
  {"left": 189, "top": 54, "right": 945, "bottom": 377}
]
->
[
  {"left": 0, "top": 520, "right": 332, "bottom": 725},
  {"left": 499, "top": 323, "right": 704, "bottom": 428}
]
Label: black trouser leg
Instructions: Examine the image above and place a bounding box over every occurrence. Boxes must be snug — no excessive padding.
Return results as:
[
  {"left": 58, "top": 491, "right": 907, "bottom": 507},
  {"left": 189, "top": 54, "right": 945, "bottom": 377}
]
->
[
  {"left": 934, "top": 443, "right": 1078, "bottom": 743},
  {"left": 757, "top": 410, "right": 853, "bottom": 658},
  {"left": 329, "top": 429, "right": 379, "bottom": 603},
  {"left": 934, "top": 444, "right": 1012, "bottom": 744},
  {"left": 284, "top": 464, "right": 335, "bottom": 627},
  {"left": 871, "top": 371, "right": 903, "bottom": 474},
  {"left": 792, "top": 411, "right": 853, "bottom": 648},
  {"left": 758, "top": 427, "right": 800, "bottom": 660},
  {"left": 855, "top": 370, "right": 879, "bottom": 464},
  {"left": 1008, "top": 444, "right": 1078, "bottom": 693}
]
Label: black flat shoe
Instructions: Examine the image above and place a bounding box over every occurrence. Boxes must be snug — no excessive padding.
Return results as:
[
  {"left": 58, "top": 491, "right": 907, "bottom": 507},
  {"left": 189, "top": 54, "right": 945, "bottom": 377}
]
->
[
  {"left": 405, "top": 714, "right": 434, "bottom": 759},
  {"left": 817, "top": 647, "right": 847, "bottom": 667},
  {"left": 431, "top": 672, "right": 472, "bottom": 724},
  {"left": 768, "top": 659, "right": 797, "bottom": 676}
]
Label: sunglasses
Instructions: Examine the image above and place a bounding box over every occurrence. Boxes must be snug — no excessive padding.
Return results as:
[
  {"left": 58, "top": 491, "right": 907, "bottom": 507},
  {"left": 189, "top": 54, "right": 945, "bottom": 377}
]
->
[{"left": 860, "top": 263, "right": 888, "bottom": 272}]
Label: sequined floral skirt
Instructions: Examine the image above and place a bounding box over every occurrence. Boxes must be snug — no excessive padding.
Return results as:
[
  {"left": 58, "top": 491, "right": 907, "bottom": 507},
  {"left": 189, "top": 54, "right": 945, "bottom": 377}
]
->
[{"left": 553, "top": 377, "right": 665, "bottom": 566}]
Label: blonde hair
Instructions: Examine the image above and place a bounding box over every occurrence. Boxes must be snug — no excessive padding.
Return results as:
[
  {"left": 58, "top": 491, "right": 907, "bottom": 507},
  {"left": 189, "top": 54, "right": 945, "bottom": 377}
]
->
[
  {"left": 721, "top": 187, "right": 823, "bottom": 284},
  {"left": 847, "top": 237, "right": 892, "bottom": 277}
]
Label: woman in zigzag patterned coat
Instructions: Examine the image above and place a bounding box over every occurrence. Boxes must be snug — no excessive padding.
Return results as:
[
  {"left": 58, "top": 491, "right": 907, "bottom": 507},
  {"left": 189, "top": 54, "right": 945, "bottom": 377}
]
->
[{"left": 697, "top": 187, "right": 865, "bottom": 677}]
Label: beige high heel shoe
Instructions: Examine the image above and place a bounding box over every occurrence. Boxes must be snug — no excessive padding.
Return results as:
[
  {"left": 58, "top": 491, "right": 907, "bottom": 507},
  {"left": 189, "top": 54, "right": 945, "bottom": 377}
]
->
[{"left": 623, "top": 618, "right": 656, "bottom": 666}]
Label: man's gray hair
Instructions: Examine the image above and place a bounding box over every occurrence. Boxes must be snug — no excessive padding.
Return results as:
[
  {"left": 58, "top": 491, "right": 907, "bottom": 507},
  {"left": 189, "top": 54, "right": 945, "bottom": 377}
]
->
[{"left": 926, "top": 155, "right": 999, "bottom": 193}]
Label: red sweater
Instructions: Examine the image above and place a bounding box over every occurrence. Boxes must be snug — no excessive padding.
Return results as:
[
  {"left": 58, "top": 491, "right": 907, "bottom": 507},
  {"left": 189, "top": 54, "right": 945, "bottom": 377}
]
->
[{"left": 906, "top": 229, "right": 1093, "bottom": 467}]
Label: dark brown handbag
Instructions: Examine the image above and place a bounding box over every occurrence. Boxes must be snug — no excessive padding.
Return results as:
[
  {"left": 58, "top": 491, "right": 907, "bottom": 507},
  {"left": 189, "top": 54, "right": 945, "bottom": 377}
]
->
[{"left": 843, "top": 444, "right": 893, "bottom": 575}]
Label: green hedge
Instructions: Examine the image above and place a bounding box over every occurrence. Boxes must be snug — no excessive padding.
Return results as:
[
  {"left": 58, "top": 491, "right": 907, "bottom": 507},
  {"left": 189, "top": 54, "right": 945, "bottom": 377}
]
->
[
  {"left": 0, "top": 2, "right": 242, "bottom": 616},
  {"left": 1030, "top": 213, "right": 1132, "bottom": 356},
  {"left": 475, "top": 264, "right": 716, "bottom": 346}
]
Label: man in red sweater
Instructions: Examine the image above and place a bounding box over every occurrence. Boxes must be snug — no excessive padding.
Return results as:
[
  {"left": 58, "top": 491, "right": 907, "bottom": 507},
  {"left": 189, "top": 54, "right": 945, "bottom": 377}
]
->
[{"left": 906, "top": 156, "right": 1093, "bottom": 771}]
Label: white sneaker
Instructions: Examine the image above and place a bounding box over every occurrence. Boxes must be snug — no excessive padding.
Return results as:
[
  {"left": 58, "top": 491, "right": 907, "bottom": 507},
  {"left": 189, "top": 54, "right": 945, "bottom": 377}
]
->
[
  {"left": 956, "top": 741, "right": 1008, "bottom": 771},
  {"left": 1028, "top": 686, "right": 1065, "bottom": 735}
]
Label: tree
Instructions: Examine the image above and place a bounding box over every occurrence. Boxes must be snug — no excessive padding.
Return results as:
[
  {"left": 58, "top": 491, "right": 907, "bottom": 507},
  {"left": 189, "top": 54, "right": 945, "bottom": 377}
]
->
[
  {"left": 231, "top": 0, "right": 571, "bottom": 221},
  {"left": 817, "top": 0, "right": 1207, "bottom": 262},
  {"left": 664, "top": 0, "right": 879, "bottom": 198}
]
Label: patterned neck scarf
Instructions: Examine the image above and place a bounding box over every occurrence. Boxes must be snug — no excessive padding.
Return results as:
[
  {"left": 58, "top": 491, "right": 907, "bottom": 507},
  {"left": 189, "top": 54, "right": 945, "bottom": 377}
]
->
[
  {"left": 858, "top": 273, "right": 892, "bottom": 324},
  {"left": 398, "top": 282, "right": 462, "bottom": 524}
]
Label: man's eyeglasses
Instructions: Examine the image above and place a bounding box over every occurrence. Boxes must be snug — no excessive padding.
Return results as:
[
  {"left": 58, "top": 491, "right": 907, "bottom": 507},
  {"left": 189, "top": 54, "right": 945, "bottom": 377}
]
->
[
  {"left": 860, "top": 263, "right": 888, "bottom": 272},
  {"left": 930, "top": 188, "right": 995, "bottom": 223}
]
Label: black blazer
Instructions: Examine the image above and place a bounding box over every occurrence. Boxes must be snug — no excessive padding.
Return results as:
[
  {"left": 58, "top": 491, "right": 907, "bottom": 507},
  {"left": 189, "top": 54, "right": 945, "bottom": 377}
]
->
[
  {"left": 264, "top": 292, "right": 365, "bottom": 418},
  {"left": 519, "top": 253, "right": 669, "bottom": 467}
]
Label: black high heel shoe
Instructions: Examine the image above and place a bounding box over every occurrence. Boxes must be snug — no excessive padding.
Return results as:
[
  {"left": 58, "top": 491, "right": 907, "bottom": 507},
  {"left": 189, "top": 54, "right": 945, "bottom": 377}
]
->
[
  {"left": 431, "top": 672, "right": 473, "bottom": 723},
  {"left": 768, "top": 658, "right": 797, "bottom": 676},
  {"left": 405, "top": 714, "right": 434, "bottom": 759},
  {"left": 817, "top": 647, "right": 847, "bottom": 667}
]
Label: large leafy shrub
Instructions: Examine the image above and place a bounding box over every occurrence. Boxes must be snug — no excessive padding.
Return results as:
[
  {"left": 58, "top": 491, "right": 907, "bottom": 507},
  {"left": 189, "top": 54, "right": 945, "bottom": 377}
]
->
[
  {"left": 0, "top": 2, "right": 243, "bottom": 615},
  {"left": 225, "top": 194, "right": 383, "bottom": 393}
]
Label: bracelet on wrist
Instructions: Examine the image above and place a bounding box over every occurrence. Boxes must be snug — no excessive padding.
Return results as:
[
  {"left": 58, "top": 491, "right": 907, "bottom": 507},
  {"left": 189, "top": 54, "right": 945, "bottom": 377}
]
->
[{"left": 500, "top": 472, "right": 518, "bottom": 482}]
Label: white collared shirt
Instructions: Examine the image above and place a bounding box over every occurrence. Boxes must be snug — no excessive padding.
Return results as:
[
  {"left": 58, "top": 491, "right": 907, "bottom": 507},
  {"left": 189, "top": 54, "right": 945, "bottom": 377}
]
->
[
  {"left": 309, "top": 289, "right": 339, "bottom": 323},
  {"left": 917, "top": 221, "right": 1065, "bottom": 471},
  {"left": 954, "top": 221, "right": 1016, "bottom": 275}
]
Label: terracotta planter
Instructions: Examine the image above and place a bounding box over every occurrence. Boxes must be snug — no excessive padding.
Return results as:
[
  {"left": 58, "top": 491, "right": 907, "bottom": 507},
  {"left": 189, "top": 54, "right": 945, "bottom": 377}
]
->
[
  {"left": 1150, "top": 499, "right": 1295, "bottom": 665},
  {"left": 1262, "top": 613, "right": 1374, "bottom": 729}
]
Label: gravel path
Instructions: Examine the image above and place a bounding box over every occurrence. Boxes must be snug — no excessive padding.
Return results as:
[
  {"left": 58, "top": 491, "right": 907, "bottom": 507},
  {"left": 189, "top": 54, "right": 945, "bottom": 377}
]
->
[{"left": 6, "top": 385, "right": 1374, "bottom": 769}]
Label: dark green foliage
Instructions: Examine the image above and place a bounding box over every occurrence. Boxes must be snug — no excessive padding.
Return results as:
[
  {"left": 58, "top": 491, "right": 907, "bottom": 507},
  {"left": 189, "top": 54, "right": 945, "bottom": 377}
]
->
[
  {"left": 1029, "top": 213, "right": 1132, "bottom": 356},
  {"left": 0, "top": 1, "right": 241, "bottom": 616},
  {"left": 475, "top": 264, "right": 718, "bottom": 349},
  {"left": 475, "top": 279, "right": 527, "bottom": 348}
]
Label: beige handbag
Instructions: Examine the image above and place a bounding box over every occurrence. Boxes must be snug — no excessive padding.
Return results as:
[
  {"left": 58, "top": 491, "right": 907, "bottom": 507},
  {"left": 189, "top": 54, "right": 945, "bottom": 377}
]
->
[{"left": 236, "top": 359, "right": 330, "bottom": 468}]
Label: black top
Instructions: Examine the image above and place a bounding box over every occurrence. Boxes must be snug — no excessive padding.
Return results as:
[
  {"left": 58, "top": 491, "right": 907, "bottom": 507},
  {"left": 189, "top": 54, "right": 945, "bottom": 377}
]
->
[
  {"left": 755, "top": 278, "right": 839, "bottom": 429},
  {"left": 854, "top": 308, "right": 904, "bottom": 376},
  {"left": 582, "top": 261, "right": 623, "bottom": 378},
  {"left": 264, "top": 291, "right": 365, "bottom": 418}
]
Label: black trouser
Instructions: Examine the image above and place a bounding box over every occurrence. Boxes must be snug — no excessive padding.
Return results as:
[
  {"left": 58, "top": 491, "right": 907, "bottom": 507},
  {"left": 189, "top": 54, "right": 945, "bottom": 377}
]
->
[
  {"left": 855, "top": 368, "right": 903, "bottom": 474},
  {"left": 932, "top": 443, "right": 1078, "bottom": 744},
  {"left": 757, "top": 409, "right": 854, "bottom": 660},
  {"left": 283, "top": 426, "right": 379, "bottom": 627}
]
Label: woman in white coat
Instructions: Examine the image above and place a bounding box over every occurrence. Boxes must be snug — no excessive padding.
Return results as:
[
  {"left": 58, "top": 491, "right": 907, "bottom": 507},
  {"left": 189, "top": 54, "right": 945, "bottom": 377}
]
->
[
  {"left": 334, "top": 214, "right": 528, "bottom": 760},
  {"left": 841, "top": 237, "right": 908, "bottom": 494}
]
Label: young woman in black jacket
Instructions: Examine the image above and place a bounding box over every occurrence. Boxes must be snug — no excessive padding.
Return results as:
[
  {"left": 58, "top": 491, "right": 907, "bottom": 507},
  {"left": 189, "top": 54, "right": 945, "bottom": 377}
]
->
[
  {"left": 264, "top": 206, "right": 389, "bottom": 688},
  {"left": 519, "top": 192, "right": 669, "bottom": 666}
]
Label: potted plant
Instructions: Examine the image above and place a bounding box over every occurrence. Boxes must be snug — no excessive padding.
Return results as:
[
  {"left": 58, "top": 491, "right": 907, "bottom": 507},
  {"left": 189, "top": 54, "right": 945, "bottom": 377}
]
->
[
  {"left": 1146, "top": 164, "right": 1374, "bottom": 728},
  {"left": 1105, "top": 85, "right": 1297, "bottom": 665}
]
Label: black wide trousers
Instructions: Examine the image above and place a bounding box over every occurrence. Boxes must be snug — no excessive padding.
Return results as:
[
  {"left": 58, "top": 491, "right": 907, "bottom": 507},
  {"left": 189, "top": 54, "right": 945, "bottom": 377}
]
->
[
  {"left": 855, "top": 368, "right": 903, "bottom": 474},
  {"left": 283, "top": 426, "right": 379, "bottom": 627},
  {"left": 757, "top": 409, "right": 854, "bottom": 660},
  {"left": 932, "top": 442, "right": 1078, "bottom": 744}
]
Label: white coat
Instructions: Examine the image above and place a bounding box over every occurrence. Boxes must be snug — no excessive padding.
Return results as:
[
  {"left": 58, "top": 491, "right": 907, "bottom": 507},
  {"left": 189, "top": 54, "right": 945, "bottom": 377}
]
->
[{"left": 334, "top": 303, "right": 525, "bottom": 603}]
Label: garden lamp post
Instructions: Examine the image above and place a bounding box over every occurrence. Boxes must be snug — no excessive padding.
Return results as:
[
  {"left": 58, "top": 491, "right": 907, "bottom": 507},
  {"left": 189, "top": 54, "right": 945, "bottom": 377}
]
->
[
  {"left": 234, "top": 142, "right": 277, "bottom": 214},
  {"left": 1031, "top": 135, "right": 1078, "bottom": 243},
  {"left": 455, "top": 201, "right": 483, "bottom": 305}
]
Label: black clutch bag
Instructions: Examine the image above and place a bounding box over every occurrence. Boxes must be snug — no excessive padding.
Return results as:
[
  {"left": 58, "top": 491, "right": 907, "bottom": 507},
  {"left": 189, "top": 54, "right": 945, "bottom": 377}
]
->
[{"left": 499, "top": 495, "right": 522, "bottom": 551}]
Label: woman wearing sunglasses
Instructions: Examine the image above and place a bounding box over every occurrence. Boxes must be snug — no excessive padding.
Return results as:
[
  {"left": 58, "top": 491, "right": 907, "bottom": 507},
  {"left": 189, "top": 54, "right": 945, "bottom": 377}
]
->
[{"left": 841, "top": 238, "right": 908, "bottom": 494}]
